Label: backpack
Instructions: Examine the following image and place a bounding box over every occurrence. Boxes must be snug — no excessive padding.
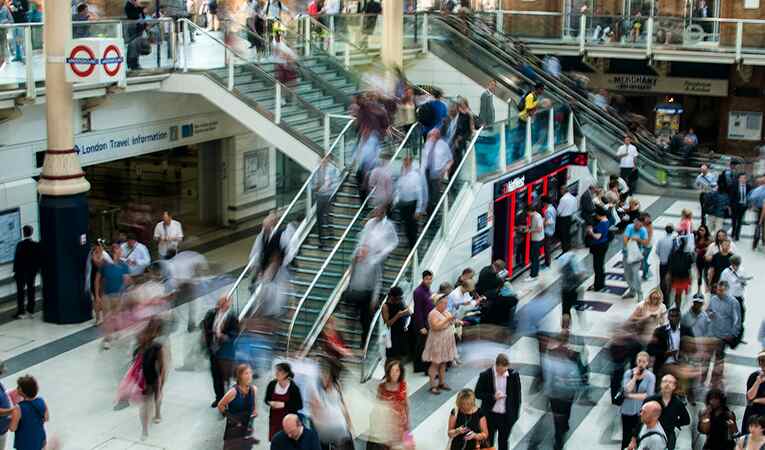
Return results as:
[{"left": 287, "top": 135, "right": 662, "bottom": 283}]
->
[
  {"left": 516, "top": 91, "right": 532, "bottom": 112},
  {"left": 669, "top": 237, "right": 693, "bottom": 278},
  {"left": 637, "top": 429, "right": 667, "bottom": 449},
  {"left": 416, "top": 101, "right": 437, "bottom": 128}
]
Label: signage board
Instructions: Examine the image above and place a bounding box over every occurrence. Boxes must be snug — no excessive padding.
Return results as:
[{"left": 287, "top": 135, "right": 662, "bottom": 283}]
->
[
  {"left": 493, "top": 150, "right": 588, "bottom": 198},
  {"left": 477, "top": 212, "right": 488, "bottom": 232},
  {"left": 0, "top": 208, "right": 21, "bottom": 264},
  {"left": 244, "top": 148, "right": 271, "bottom": 193},
  {"left": 471, "top": 229, "right": 492, "bottom": 257},
  {"left": 728, "top": 111, "right": 763, "bottom": 141},
  {"left": 587, "top": 73, "right": 728, "bottom": 97},
  {"left": 65, "top": 38, "right": 125, "bottom": 84}
]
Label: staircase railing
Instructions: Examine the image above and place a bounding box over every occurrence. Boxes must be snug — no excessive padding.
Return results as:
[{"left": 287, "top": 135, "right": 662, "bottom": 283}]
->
[
  {"left": 359, "top": 124, "right": 485, "bottom": 382},
  {"left": 227, "top": 117, "right": 356, "bottom": 321},
  {"left": 285, "top": 121, "right": 421, "bottom": 356}
]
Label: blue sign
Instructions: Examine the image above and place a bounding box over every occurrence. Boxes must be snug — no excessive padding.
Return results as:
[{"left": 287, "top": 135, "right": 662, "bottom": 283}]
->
[
  {"left": 477, "top": 212, "right": 488, "bottom": 231},
  {"left": 471, "top": 229, "right": 491, "bottom": 257},
  {"left": 0, "top": 208, "right": 21, "bottom": 264}
]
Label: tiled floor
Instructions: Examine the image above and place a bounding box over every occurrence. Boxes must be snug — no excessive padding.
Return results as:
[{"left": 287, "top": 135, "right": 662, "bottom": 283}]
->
[{"left": 0, "top": 193, "right": 762, "bottom": 449}]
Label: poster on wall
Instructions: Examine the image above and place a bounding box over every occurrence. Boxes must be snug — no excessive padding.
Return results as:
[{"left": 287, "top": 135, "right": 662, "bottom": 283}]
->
[
  {"left": 0, "top": 208, "right": 21, "bottom": 264},
  {"left": 244, "top": 149, "right": 270, "bottom": 193},
  {"left": 728, "top": 111, "right": 763, "bottom": 141}
]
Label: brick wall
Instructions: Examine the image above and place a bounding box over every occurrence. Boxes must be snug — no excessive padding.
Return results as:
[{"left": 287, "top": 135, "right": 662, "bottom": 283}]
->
[{"left": 501, "top": 0, "right": 563, "bottom": 38}]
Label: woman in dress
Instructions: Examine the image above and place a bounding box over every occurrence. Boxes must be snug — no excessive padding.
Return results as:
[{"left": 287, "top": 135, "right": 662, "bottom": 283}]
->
[
  {"left": 699, "top": 388, "right": 737, "bottom": 450},
  {"left": 311, "top": 358, "right": 353, "bottom": 450},
  {"left": 136, "top": 317, "right": 167, "bottom": 440},
  {"left": 737, "top": 415, "right": 765, "bottom": 450},
  {"left": 382, "top": 286, "right": 410, "bottom": 361},
  {"left": 367, "top": 360, "right": 410, "bottom": 450},
  {"left": 422, "top": 294, "right": 457, "bottom": 395},
  {"left": 9, "top": 375, "right": 48, "bottom": 450},
  {"left": 695, "top": 224, "right": 712, "bottom": 295},
  {"left": 447, "top": 389, "right": 488, "bottom": 450},
  {"left": 219, "top": 364, "right": 258, "bottom": 450},
  {"left": 264, "top": 363, "right": 303, "bottom": 441},
  {"left": 628, "top": 288, "right": 668, "bottom": 345}
]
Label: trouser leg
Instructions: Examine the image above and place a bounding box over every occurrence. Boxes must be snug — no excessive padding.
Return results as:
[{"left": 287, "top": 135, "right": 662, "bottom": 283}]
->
[
  {"left": 210, "top": 355, "right": 224, "bottom": 403},
  {"left": 550, "top": 398, "right": 572, "bottom": 450},
  {"left": 15, "top": 277, "right": 24, "bottom": 316},
  {"left": 530, "top": 240, "right": 541, "bottom": 277},
  {"left": 25, "top": 274, "right": 35, "bottom": 314},
  {"left": 543, "top": 234, "right": 554, "bottom": 266},
  {"left": 399, "top": 201, "right": 418, "bottom": 249}
]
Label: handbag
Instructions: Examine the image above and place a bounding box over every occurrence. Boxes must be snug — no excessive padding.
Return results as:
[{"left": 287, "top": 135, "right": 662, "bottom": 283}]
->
[
  {"left": 116, "top": 354, "right": 146, "bottom": 404},
  {"left": 625, "top": 240, "right": 642, "bottom": 264},
  {"left": 612, "top": 389, "right": 625, "bottom": 406}
]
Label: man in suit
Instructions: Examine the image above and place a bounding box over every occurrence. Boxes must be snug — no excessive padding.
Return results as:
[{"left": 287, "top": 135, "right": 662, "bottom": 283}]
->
[
  {"left": 202, "top": 295, "right": 240, "bottom": 407},
  {"left": 475, "top": 353, "right": 522, "bottom": 450},
  {"left": 647, "top": 307, "right": 683, "bottom": 377},
  {"left": 12, "top": 225, "right": 40, "bottom": 319},
  {"left": 730, "top": 173, "right": 751, "bottom": 241}
]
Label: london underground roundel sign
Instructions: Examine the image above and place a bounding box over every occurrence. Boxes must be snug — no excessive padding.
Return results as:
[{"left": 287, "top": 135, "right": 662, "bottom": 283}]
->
[
  {"left": 66, "top": 45, "right": 98, "bottom": 78},
  {"left": 101, "top": 44, "right": 123, "bottom": 77}
]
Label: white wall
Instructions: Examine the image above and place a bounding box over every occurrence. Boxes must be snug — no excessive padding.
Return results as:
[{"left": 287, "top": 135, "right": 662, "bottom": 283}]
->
[
  {"left": 405, "top": 53, "right": 510, "bottom": 123},
  {"left": 223, "top": 133, "right": 278, "bottom": 225}
]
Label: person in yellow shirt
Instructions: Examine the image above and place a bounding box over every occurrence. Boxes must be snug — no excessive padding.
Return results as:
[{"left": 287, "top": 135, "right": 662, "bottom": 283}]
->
[{"left": 518, "top": 82, "right": 544, "bottom": 123}]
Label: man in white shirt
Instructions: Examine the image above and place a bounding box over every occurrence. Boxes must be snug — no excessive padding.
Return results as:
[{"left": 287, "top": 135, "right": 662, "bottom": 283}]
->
[
  {"left": 422, "top": 128, "right": 453, "bottom": 216},
  {"left": 475, "top": 353, "right": 521, "bottom": 450},
  {"left": 720, "top": 255, "right": 750, "bottom": 323},
  {"left": 617, "top": 135, "right": 639, "bottom": 195},
  {"left": 556, "top": 185, "right": 577, "bottom": 253},
  {"left": 153, "top": 211, "right": 184, "bottom": 259},
  {"left": 526, "top": 205, "right": 545, "bottom": 281},
  {"left": 120, "top": 235, "right": 151, "bottom": 277},
  {"left": 542, "top": 196, "right": 557, "bottom": 267},
  {"left": 695, "top": 164, "right": 717, "bottom": 226},
  {"left": 367, "top": 156, "right": 394, "bottom": 214},
  {"left": 395, "top": 155, "right": 427, "bottom": 249}
]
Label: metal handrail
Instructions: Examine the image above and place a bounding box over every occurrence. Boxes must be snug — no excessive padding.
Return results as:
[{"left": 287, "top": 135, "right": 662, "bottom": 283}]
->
[
  {"left": 178, "top": 18, "right": 333, "bottom": 122},
  {"left": 226, "top": 117, "right": 356, "bottom": 321},
  {"left": 0, "top": 17, "right": 175, "bottom": 28},
  {"left": 359, "top": 126, "right": 485, "bottom": 378},
  {"left": 286, "top": 121, "right": 421, "bottom": 356}
]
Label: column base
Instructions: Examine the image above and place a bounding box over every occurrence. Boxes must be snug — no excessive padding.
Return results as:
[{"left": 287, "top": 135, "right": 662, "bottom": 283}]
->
[{"left": 39, "top": 193, "right": 92, "bottom": 324}]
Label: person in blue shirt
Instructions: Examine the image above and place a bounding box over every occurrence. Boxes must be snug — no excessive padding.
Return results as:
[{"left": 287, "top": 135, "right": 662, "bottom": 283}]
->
[
  {"left": 9, "top": 375, "right": 48, "bottom": 450},
  {"left": 623, "top": 217, "right": 650, "bottom": 302},
  {"left": 0, "top": 361, "right": 14, "bottom": 449},
  {"left": 95, "top": 243, "right": 131, "bottom": 349},
  {"left": 587, "top": 208, "right": 611, "bottom": 292}
]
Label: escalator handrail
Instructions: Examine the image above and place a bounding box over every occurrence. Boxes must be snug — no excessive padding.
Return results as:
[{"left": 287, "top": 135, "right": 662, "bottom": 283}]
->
[
  {"left": 288, "top": 121, "right": 421, "bottom": 357},
  {"left": 226, "top": 118, "right": 357, "bottom": 321},
  {"left": 358, "top": 125, "right": 486, "bottom": 381},
  {"left": 178, "top": 19, "right": 335, "bottom": 127}
]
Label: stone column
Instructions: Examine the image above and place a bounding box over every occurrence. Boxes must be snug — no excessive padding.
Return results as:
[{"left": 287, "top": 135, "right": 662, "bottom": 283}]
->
[
  {"left": 381, "top": 0, "right": 403, "bottom": 69},
  {"left": 38, "top": 0, "right": 92, "bottom": 324}
]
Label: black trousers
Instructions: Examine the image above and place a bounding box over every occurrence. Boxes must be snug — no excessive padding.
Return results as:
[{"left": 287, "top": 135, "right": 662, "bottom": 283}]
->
[
  {"left": 210, "top": 355, "right": 225, "bottom": 403},
  {"left": 412, "top": 330, "right": 428, "bottom": 373},
  {"left": 731, "top": 204, "right": 747, "bottom": 240},
  {"left": 561, "top": 287, "right": 578, "bottom": 317},
  {"left": 486, "top": 412, "right": 512, "bottom": 450},
  {"left": 550, "top": 398, "right": 573, "bottom": 450},
  {"left": 557, "top": 216, "right": 573, "bottom": 253},
  {"left": 15, "top": 274, "right": 35, "bottom": 315},
  {"left": 427, "top": 177, "right": 443, "bottom": 217},
  {"left": 349, "top": 290, "right": 374, "bottom": 348},
  {"left": 620, "top": 167, "right": 638, "bottom": 196},
  {"left": 590, "top": 244, "right": 607, "bottom": 290},
  {"left": 398, "top": 200, "right": 418, "bottom": 249},
  {"left": 659, "top": 263, "right": 670, "bottom": 307},
  {"left": 699, "top": 193, "right": 708, "bottom": 226},
  {"left": 317, "top": 193, "right": 332, "bottom": 247},
  {"left": 621, "top": 414, "right": 640, "bottom": 449}
]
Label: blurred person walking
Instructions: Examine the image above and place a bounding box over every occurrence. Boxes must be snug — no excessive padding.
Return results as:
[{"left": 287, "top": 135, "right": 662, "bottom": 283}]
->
[
  {"left": 313, "top": 157, "right": 340, "bottom": 250},
  {"left": 9, "top": 375, "right": 48, "bottom": 450},
  {"left": 271, "top": 414, "right": 321, "bottom": 450},
  {"left": 367, "top": 360, "right": 411, "bottom": 450},
  {"left": 655, "top": 224, "right": 674, "bottom": 303},
  {"left": 382, "top": 286, "right": 410, "bottom": 361},
  {"left": 646, "top": 308, "right": 682, "bottom": 377},
  {"left": 412, "top": 271, "right": 434, "bottom": 373},
  {"left": 422, "top": 128, "right": 453, "bottom": 217},
  {"left": 707, "top": 280, "right": 741, "bottom": 387},
  {"left": 395, "top": 155, "right": 426, "bottom": 250},
  {"left": 475, "top": 353, "right": 521, "bottom": 450},
  {"left": 640, "top": 214, "right": 654, "bottom": 281},
  {"left": 219, "top": 364, "right": 259, "bottom": 449},
  {"left": 423, "top": 294, "right": 457, "bottom": 395},
  {"left": 153, "top": 211, "right": 183, "bottom": 260},
  {"left": 699, "top": 388, "right": 737, "bottom": 450},
  {"left": 449, "top": 97, "right": 476, "bottom": 177},
  {"left": 479, "top": 80, "right": 497, "bottom": 127},
  {"left": 622, "top": 216, "right": 650, "bottom": 301},
  {"left": 121, "top": 234, "right": 151, "bottom": 277},
  {"left": 136, "top": 317, "right": 167, "bottom": 440},
  {"left": 620, "top": 351, "right": 656, "bottom": 450},
  {"left": 367, "top": 156, "right": 394, "bottom": 215},
  {"left": 639, "top": 374, "right": 690, "bottom": 450},
  {"left": 265, "top": 363, "right": 303, "bottom": 441},
  {"left": 696, "top": 164, "right": 717, "bottom": 226},
  {"left": 347, "top": 207, "right": 398, "bottom": 345},
  {"left": 311, "top": 358, "right": 354, "bottom": 450},
  {"left": 447, "top": 389, "right": 489, "bottom": 450},
  {"left": 203, "top": 296, "right": 240, "bottom": 408},
  {"left": 96, "top": 243, "right": 132, "bottom": 349},
  {"left": 12, "top": 225, "right": 40, "bottom": 319},
  {"left": 352, "top": 124, "right": 382, "bottom": 202}
]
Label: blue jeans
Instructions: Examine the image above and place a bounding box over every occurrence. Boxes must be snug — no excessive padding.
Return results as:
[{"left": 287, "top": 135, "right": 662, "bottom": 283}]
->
[
  {"left": 530, "top": 240, "right": 542, "bottom": 277},
  {"left": 641, "top": 246, "right": 652, "bottom": 279}
]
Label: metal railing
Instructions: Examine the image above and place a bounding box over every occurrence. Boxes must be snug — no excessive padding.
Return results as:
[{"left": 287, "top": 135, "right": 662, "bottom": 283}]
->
[
  {"left": 226, "top": 117, "right": 356, "bottom": 321},
  {"left": 359, "top": 125, "right": 485, "bottom": 382},
  {"left": 286, "top": 121, "right": 421, "bottom": 357}
]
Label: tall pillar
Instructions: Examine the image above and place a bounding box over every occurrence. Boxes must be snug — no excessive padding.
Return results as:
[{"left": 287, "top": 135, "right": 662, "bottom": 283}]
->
[
  {"left": 381, "top": 0, "right": 403, "bottom": 68},
  {"left": 38, "top": 0, "right": 92, "bottom": 324}
]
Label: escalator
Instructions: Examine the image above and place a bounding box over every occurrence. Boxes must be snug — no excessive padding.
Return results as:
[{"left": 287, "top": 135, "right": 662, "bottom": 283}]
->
[{"left": 420, "top": 14, "right": 711, "bottom": 190}]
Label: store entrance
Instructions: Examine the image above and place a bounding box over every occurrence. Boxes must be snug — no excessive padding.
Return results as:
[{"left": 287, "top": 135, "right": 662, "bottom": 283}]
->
[{"left": 85, "top": 141, "right": 224, "bottom": 250}]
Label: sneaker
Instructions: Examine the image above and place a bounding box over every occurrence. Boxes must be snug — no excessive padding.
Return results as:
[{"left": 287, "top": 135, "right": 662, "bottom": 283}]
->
[
  {"left": 13, "top": 313, "right": 26, "bottom": 320},
  {"left": 523, "top": 276, "right": 537, "bottom": 282}
]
